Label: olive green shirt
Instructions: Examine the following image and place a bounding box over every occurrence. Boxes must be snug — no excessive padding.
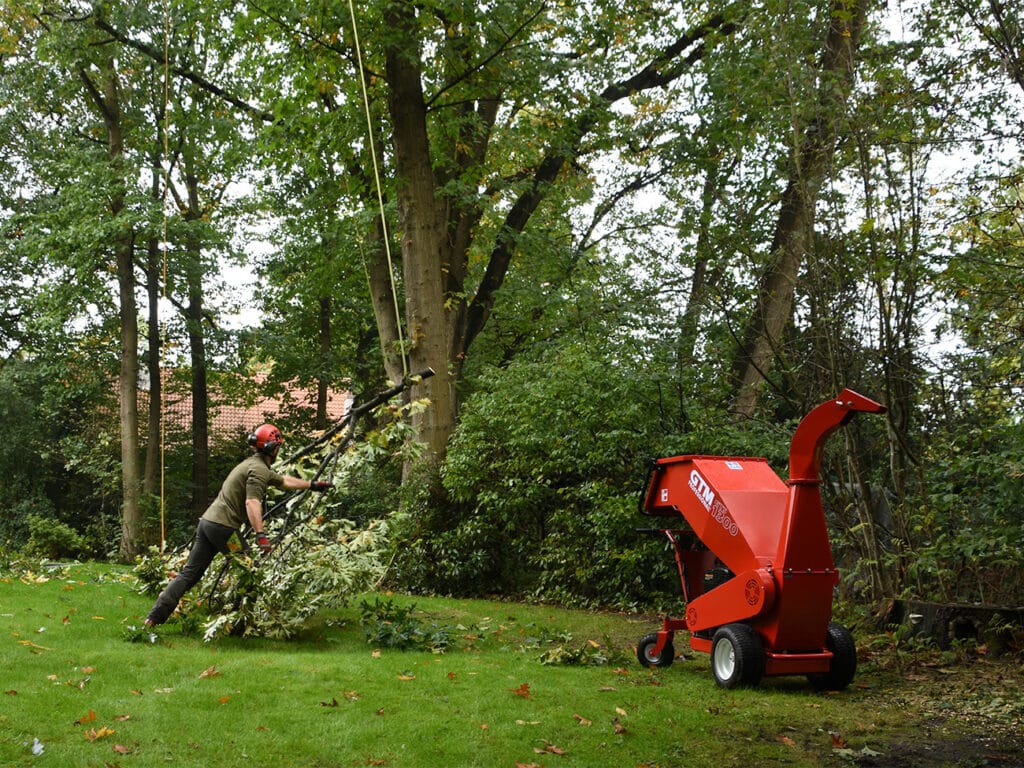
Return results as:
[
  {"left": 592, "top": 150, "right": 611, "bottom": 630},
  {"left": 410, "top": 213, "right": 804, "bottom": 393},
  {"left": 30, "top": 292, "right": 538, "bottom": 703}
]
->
[{"left": 202, "top": 453, "right": 285, "bottom": 530}]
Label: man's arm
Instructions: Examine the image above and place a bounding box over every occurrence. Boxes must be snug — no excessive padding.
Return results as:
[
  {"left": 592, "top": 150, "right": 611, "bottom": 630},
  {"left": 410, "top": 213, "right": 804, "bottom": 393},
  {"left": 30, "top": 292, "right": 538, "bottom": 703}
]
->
[
  {"left": 246, "top": 497, "right": 266, "bottom": 533},
  {"left": 279, "top": 476, "right": 313, "bottom": 492},
  {"left": 280, "top": 475, "right": 333, "bottom": 493}
]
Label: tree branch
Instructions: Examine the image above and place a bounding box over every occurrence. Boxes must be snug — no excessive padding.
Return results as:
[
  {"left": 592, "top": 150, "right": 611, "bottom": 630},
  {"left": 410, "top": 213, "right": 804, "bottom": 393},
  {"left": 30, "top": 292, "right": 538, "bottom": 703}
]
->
[
  {"left": 459, "top": 11, "right": 740, "bottom": 355},
  {"left": 90, "top": 17, "right": 274, "bottom": 124}
]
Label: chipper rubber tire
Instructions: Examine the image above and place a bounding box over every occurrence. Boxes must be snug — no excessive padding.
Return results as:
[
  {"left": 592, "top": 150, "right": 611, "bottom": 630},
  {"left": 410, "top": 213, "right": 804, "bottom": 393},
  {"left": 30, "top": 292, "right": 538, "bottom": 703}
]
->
[
  {"left": 636, "top": 632, "right": 675, "bottom": 668},
  {"left": 711, "top": 623, "right": 765, "bottom": 688},
  {"left": 807, "top": 622, "right": 857, "bottom": 691}
]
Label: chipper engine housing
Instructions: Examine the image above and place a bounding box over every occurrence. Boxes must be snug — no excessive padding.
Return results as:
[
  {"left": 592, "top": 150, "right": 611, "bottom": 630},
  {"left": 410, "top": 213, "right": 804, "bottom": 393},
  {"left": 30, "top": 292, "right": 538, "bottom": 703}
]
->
[{"left": 636, "top": 389, "right": 886, "bottom": 689}]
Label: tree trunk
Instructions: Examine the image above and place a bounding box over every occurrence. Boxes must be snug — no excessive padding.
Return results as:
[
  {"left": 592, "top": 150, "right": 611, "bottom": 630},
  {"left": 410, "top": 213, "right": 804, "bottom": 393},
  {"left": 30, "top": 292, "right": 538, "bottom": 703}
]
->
[
  {"left": 316, "top": 295, "right": 331, "bottom": 430},
  {"left": 363, "top": 219, "right": 406, "bottom": 387},
  {"left": 186, "top": 277, "right": 209, "bottom": 518},
  {"left": 384, "top": 1, "right": 454, "bottom": 465},
  {"left": 679, "top": 157, "right": 728, "bottom": 364},
  {"left": 730, "top": 0, "right": 871, "bottom": 419},
  {"left": 87, "top": 61, "right": 142, "bottom": 560},
  {"left": 143, "top": 152, "right": 163, "bottom": 499},
  {"left": 182, "top": 160, "right": 210, "bottom": 519}
]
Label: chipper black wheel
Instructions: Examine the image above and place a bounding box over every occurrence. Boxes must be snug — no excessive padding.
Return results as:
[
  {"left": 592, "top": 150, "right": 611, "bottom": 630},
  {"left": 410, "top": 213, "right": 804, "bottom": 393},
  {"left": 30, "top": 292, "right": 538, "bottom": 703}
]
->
[
  {"left": 711, "top": 623, "right": 764, "bottom": 688},
  {"left": 808, "top": 622, "right": 857, "bottom": 691},
  {"left": 636, "top": 632, "right": 675, "bottom": 668}
]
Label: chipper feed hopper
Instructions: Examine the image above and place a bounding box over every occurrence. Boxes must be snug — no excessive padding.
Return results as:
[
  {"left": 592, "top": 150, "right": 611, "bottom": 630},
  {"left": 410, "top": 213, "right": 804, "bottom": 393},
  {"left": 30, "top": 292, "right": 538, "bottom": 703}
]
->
[{"left": 636, "top": 390, "right": 886, "bottom": 689}]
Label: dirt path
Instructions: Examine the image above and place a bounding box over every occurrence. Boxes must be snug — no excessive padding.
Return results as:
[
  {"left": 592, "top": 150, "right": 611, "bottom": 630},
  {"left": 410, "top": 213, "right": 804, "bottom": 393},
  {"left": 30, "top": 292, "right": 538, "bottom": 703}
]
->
[{"left": 855, "top": 657, "right": 1024, "bottom": 767}]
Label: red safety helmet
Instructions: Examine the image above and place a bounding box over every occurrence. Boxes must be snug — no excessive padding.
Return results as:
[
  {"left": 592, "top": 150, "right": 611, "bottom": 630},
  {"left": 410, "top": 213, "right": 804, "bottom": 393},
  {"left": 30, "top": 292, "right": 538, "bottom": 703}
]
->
[{"left": 249, "top": 423, "right": 283, "bottom": 455}]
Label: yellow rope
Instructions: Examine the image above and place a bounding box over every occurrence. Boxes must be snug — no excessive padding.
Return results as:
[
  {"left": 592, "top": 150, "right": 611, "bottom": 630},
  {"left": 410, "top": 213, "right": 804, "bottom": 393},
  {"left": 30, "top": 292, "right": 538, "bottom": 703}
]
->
[
  {"left": 158, "top": 0, "right": 171, "bottom": 554},
  {"left": 346, "top": 0, "right": 407, "bottom": 378}
]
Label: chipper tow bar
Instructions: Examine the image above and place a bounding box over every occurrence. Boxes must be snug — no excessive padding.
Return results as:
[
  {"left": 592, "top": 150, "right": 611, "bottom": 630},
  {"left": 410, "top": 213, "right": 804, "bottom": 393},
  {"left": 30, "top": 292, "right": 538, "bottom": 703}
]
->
[{"left": 636, "top": 389, "right": 886, "bottom": 689}]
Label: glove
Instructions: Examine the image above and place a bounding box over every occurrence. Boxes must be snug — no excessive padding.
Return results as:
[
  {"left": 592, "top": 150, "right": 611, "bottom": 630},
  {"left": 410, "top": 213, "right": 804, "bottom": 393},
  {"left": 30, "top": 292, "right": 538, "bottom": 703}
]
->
[
  {"left": 310, "top": 480, "right": 333, "bottom": 493},
  {"left": 255, "top": 534, "right": 273, "bottom": 555}
]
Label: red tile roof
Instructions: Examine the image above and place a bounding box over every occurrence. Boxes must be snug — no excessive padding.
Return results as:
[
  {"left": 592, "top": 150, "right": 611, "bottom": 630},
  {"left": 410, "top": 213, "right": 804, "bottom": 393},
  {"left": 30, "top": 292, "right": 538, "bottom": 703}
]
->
[{"left": 139, "top": 371, "right": 351, "bottom": 444}]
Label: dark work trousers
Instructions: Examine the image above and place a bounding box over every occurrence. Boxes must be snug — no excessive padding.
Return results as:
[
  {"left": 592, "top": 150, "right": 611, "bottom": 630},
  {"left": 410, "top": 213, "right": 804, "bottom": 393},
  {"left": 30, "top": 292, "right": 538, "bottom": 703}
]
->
[{"left": 146, "top": 518, "right": 240, "bottom": 625}]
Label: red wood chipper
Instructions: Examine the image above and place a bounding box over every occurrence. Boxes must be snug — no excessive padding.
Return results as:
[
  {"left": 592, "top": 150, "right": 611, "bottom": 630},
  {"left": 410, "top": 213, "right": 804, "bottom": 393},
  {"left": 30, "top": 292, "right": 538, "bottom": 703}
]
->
[{"left": 636, "top": 389, "right": 886, "bottom": 689}]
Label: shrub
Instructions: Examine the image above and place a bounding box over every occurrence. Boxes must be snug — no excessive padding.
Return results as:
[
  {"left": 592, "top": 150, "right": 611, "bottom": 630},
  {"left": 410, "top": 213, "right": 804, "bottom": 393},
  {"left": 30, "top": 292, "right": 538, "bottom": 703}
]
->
[{"left": 24, "top": 513, "right": 90, "bottom": 560}]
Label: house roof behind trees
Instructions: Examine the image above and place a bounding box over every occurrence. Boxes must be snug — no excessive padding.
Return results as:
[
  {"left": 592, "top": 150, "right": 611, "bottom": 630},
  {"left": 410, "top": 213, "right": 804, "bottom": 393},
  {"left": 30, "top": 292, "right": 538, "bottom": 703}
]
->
[{"left": 138, "top": 371, "right": 351, "bottom": 446}]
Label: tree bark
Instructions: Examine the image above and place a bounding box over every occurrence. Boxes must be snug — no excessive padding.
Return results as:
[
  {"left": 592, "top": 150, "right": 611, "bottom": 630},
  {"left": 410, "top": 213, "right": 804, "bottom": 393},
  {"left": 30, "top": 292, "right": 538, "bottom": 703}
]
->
[
  {"left": 384, "top": 0, "right": 454, "bottom": 464},
  {"left": 730, "top": 0, "right": 871, "bottom": 419},
  {"left": 143, "top": 154, "right": 163, "bottom": 499},
  {"left": 362, "top": 217, "right": 406, "bottom": 387},
  {"left": 316, "top": 295, "right": 331, "bottom": 430},
  {"left": 181, "top": 156, "right": 211, "bottom": 519},
  {"left": 83, "top": 60, "right": 143, "bottom": 560}
]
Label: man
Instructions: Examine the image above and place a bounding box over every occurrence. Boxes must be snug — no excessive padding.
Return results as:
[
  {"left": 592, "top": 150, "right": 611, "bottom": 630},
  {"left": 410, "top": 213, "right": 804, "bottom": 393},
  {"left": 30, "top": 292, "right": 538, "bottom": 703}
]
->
[{"left": 143, "top": 423, "right": 331, "bottom": 627}]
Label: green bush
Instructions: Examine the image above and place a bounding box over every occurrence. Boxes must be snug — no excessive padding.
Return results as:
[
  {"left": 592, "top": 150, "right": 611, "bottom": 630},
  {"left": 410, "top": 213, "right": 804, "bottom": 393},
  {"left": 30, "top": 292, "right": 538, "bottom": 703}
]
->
[
  {"left": 24, "top": 513, "right": 90, "bottom": 560},
  {"left": 392, "top": 343, "right": 721, "bottom": 608}
]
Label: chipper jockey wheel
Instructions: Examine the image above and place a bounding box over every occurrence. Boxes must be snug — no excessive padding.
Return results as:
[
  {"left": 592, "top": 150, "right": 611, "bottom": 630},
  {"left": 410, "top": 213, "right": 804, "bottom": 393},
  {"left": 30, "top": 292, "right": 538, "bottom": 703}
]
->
[{"left": 636, "top": 632, "right": 675, "bottom": 668}]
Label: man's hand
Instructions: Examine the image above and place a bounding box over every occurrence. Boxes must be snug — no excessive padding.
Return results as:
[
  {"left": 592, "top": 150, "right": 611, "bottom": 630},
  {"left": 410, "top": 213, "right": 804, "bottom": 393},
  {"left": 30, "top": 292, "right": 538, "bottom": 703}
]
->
[
  {"left": 310, "top": 480, "right": 333, "bottom": 493},
  {"left": 255, "top": 534, "right": 273, "bottom": 555}
]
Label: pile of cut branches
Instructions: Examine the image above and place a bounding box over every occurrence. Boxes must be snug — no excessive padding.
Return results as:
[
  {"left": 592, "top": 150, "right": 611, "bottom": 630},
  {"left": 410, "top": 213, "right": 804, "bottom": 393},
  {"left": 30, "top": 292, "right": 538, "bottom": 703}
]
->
[{"left": 134, "top": 370, "right": 433, "bottom": 640}]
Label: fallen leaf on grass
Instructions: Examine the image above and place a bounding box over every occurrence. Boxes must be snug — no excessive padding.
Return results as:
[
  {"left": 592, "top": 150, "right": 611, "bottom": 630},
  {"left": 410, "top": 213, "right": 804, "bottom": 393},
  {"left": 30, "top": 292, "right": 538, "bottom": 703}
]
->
[
  {"left": 533, "top": 740, "right": 566, "bottom": 755},
  {"left": 320, "top": 698, "right": 339, "bottom": 708},
  {"left": 776, "top": 734, "right": 796, "bottom": 747},
  {"left": 75, "top": 709, "right": 97, "bottom": 725},
  {"left": 612, "top": 717, "right": 627, "bottom": 735},
  {"left": 17, "top": 640, "right": 53, "bottom": 652},
  {"left": 830, "top": 731, "right": 848, "bottom": 748},
  {"left": 397, "top": 672, "right": 416, "bottom": 681},
  {"left": 84, "top": 726, "right": 115, "bottom": 742},
  {"left": 113, "top": 744, "right": 133, "bottom": 754},
  {"left": 70, "top": 676, "right": 91, "bottom": 690},
  {"left": 615, "top": 706, "right": 628, "bottom": 717},
  {"left": 511, "top": 683, "right": 531, "bottom": 699},
  {"left": 515, "top": 763, "right": 542, "bottom": 768},
  {"left": 218, "top": 695, "right": 231, "bottom": 704},
  {"left": 4, "top": 690, "right": 15, "bottom": 696},
  {"left": 573, "top": 714, "right": 592, "bottom": 726},
  {"left": 198, "top": 665, "right": 221, "bottom": 679},
  {"left": 114, "top": 714, "right": 131, "bottom": 722}
]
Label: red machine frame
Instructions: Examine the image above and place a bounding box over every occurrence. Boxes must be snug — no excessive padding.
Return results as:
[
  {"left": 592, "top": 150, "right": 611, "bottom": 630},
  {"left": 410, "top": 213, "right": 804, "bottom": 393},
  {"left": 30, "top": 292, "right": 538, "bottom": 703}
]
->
[{"left": 636, "top": 389, "right": 886, "bottom": 688}]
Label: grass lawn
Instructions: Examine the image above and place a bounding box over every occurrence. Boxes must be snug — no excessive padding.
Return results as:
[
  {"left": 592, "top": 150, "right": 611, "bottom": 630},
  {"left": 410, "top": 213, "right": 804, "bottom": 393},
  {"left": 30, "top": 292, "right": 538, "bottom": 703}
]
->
[{"left": 1, "top": 562, "right": 1021, "bottom": 768}]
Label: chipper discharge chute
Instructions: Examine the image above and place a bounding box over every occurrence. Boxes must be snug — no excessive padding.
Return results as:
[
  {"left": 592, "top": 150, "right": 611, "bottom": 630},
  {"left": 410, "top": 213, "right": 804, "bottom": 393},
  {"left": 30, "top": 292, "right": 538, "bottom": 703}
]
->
[{"left": 635, "top": 389, "right": 886, "bottom": 689}]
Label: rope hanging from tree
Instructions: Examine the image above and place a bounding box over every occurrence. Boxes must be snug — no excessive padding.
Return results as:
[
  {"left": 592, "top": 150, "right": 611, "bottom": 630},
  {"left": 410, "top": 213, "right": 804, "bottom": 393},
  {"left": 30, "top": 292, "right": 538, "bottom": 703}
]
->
[
  {"left": 346, "top": 0, "right": 407, "bottom": 379},
  {"left": 154, "top": 0, "right": 409, "bottom": 559},
  {"left": 157, "top": 0, "right": 173, "bottom": 554}
]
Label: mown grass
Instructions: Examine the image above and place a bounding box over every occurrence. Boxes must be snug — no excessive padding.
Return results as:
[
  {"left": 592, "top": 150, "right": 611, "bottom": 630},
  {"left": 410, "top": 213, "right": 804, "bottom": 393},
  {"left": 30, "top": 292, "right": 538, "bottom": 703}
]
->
[{"left": 0, "top": 562, "right": 1019, "bottom": 768}]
